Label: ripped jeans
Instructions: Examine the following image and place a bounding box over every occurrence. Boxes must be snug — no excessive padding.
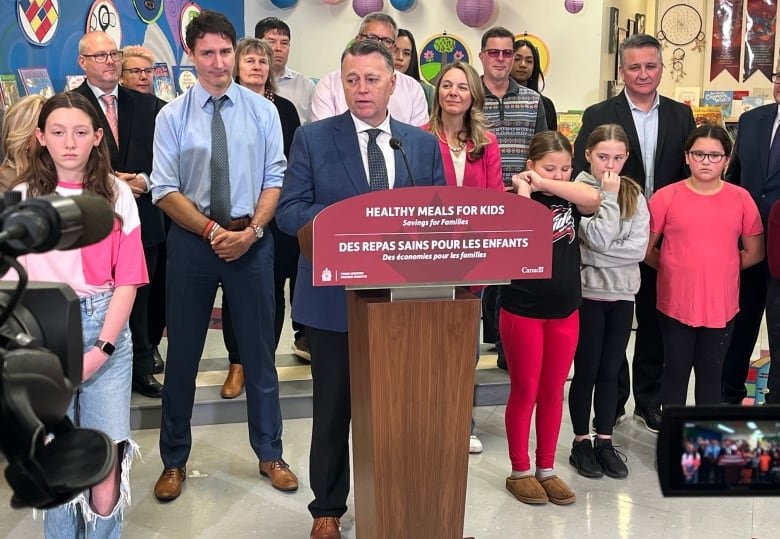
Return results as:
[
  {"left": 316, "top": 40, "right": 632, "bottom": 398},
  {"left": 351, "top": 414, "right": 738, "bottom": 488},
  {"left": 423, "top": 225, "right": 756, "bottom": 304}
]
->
[{"left": 43, "top": 290, "right": 134, "bottom": 539}]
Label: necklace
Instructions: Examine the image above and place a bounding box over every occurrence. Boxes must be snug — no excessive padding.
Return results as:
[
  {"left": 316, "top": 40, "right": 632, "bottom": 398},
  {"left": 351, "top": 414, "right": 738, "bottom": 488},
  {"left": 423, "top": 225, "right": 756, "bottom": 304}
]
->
[{"left": 443, "top": 138, "right": 464, "bottom": 153}]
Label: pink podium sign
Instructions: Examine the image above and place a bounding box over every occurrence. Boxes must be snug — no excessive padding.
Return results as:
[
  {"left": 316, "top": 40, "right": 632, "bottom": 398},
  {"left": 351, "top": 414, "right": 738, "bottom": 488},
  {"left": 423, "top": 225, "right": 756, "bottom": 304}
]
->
[{"left": 312, "top": 186, "right": 553, "bottom": 287}]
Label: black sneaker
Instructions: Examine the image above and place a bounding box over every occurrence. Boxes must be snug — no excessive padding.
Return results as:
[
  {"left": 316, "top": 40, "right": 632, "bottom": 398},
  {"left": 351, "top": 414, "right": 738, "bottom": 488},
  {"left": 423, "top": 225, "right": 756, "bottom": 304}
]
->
[
  {"left": 594, "top": 437, "right": 628, "bottom": 479},
  {"left": 569, "top": 438, "right": 604, "bottom": 479},
  {"left": 633, "top": 407, "right": 662, "bottom": 434}
]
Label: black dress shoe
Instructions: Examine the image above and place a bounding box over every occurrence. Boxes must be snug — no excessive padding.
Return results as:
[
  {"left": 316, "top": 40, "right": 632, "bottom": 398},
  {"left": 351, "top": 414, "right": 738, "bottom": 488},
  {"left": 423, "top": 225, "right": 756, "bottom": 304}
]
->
[
  {"left": 152, "top": 347, "right": 165, "bottom": 374},
  {"left": 133, "top": 374, "right": 163, "bottom": 398}
]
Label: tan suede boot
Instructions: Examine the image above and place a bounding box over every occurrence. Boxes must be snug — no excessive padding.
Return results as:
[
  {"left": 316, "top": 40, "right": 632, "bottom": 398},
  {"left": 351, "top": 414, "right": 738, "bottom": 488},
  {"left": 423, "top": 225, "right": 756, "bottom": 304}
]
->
[
  {"left": 505, "top": 476, "right": 548, "bottom": 505},
  {"left": 538, "top": 475, "right": 576, "bottom": 505}
]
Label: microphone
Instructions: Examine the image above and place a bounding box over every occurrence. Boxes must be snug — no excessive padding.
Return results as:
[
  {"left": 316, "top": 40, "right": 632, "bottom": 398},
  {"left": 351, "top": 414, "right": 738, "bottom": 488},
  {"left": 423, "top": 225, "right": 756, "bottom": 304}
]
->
[
  {"left": 389, "top": 137, "right": 417, "bottom": 187},
  {"left": 0, "top": 194, "right": 115, "bottom": 256}
]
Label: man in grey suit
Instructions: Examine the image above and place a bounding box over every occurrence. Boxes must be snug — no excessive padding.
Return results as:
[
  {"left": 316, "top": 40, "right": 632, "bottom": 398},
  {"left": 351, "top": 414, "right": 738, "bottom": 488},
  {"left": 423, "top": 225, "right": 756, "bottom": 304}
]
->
[{"left": 276, "top": 40, "right": 446, "bottom": 539}]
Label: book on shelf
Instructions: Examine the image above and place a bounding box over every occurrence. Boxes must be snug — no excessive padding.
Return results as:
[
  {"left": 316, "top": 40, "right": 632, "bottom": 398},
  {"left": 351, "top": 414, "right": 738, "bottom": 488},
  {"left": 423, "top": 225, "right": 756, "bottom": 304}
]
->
[
  {"left": 173, "top": 65, "right": 197, "bottom": 94},
  {"left": 152, "top": 62, "right": 176, "bottom": 102},
  {"left": 0, "top": 74, "right": 21, "bottom": 109},
  {"left": 557, "top": 111, "right": 583, "bottom": 145},
  {"left": 691, "top": 106, "right": 725, "bottom": 128},
  {"left": 17, "top": 67, "right": 54, "bottom": 98},
  {"left": 702, "top": 90, "right": 733, "bottom": 119},
  {"left": 741, "top": 96, "right": 765, "bottom": 113},
  {"left": 673, "top": 86, "right": 701, "bottom": 107},
  {"left": 64, "top": 75, "right": 86, "bottom": 91}
]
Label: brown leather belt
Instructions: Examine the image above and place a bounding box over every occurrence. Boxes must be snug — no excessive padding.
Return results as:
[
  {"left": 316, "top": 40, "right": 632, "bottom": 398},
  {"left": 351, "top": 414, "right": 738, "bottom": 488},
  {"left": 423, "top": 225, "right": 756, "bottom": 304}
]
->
[{"left": 215, "top": 216, "right": 251, "bottom": 231}]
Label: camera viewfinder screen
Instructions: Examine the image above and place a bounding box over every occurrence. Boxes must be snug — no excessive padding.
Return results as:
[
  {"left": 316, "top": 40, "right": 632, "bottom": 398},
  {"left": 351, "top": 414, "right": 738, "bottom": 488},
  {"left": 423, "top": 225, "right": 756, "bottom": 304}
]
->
[{"left": 681, "top": 421, "right": 780, "bottom": 487}]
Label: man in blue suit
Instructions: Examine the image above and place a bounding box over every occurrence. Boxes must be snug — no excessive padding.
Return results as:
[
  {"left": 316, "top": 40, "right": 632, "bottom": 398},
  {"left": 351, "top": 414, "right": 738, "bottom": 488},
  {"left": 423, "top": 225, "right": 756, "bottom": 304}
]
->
[
  {"left": 723, "top": 76, "right": 780, "bottom": 403},
  {"left": 276, "top": 39, "right": 446, "bottom": 539}
]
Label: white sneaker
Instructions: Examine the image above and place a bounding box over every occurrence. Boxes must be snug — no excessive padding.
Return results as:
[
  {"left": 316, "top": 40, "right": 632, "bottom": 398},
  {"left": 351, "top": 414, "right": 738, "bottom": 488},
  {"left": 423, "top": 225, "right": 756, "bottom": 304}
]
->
[{"left": 469, "top": 435, "right": 483, "bottom": 454}]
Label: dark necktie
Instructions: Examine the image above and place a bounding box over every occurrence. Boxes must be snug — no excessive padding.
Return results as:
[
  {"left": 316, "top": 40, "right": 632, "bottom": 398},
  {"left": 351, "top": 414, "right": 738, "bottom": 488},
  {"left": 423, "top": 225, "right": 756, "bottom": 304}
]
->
[
  {"left": 210, "top": 96, "right": 231, "bottom": 226},
  {"left": 366, "top": 129, "right": 389, "bottom": 191},
  {"left": 769, "top": 125, "right": 780, "bottom": 174}
]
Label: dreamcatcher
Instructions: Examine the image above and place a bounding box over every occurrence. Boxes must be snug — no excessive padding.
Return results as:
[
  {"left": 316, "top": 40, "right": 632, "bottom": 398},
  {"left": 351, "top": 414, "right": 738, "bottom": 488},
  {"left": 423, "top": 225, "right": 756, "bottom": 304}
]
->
[{"left": 657, "top": 3, "right": 706, "bottom": 82}]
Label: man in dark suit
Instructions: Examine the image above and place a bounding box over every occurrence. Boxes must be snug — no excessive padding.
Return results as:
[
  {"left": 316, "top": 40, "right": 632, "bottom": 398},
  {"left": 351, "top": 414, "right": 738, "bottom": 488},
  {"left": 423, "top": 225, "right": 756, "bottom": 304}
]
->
[
  {"left": 573, "top": 33, "right": 695, "bottom": 433},
  {"left": 74, "top": 31, "right": 167, "bottom": 398},
  {"left": 722, "top": 76, "right": 780, "bottom": 403},
  {"left": 276, "top": 40, "right": 446, "bottom": 539}
]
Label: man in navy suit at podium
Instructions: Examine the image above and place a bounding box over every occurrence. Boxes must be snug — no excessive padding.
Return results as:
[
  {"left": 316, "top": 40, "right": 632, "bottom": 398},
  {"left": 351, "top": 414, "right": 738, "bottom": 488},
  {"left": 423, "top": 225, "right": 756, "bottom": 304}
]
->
[{"left": 276, "top": 39, "right": 446, "bottom": 539}]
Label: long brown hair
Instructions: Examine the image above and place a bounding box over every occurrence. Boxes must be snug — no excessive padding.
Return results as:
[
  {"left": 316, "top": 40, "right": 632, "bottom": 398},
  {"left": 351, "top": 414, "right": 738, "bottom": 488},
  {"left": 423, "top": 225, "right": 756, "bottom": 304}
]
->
[
  {"left": 429, "top": 61, "right": 491, "bottom": 161},
  {"left": 20, "top": 92, "right": 115, "bottom": 203},
  {"left": 585, "top": 123, "right": 643, "bottom": 219}
]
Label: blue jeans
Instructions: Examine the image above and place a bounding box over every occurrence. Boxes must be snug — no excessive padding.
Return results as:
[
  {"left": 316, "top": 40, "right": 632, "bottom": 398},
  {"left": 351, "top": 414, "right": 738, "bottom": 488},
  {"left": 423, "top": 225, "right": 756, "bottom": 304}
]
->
[{"left": 44, "top": 290, "right": 134, "bottom": 539}]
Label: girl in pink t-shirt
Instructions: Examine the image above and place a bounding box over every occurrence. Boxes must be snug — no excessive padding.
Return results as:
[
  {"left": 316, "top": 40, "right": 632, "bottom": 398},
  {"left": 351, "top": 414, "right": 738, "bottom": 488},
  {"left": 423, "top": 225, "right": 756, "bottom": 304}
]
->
[
  {"left": 14, "top": 92, "right": 147, "bottom": 538},
  {"left": 646, "top": 124, "right": 764, "bottom": 407}
]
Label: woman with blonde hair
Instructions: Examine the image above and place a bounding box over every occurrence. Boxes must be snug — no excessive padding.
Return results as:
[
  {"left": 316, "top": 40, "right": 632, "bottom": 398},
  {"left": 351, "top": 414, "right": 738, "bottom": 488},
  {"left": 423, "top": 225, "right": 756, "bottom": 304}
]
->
[
  {"left": 424, "top": 61, "right": 502, "bottom": 191},
  {"left": 0, "top": 94, "right": 46, "bottom": 189},
  {"left": 120, "top": 45, "right": 155, "bottom": 94}
]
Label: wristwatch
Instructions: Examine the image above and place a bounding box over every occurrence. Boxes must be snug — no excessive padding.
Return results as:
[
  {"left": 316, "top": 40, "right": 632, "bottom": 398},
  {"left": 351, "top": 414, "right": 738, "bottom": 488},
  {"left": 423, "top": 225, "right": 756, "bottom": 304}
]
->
[
  {"left": 94, "top": 339, "right": 115, "bottom": 356},
  {"left": 250, "top": 224, "right": 264, "bottom": 240}
]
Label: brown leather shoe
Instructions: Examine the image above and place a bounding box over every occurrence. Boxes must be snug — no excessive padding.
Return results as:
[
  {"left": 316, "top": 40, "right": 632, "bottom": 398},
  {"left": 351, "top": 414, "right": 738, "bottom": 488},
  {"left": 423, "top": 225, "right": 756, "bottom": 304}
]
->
[
  {"left": 220, "top": 364, "right": 244, "bottom": 399},
  {"left": 259, "top": 459, "right": 299, "bottom": 491},
  {"left": 154, "top": 467, "right": 186, "bottom": 501},
  {"left": 310, "top": 517, "right": 340, "bottom": 539}
]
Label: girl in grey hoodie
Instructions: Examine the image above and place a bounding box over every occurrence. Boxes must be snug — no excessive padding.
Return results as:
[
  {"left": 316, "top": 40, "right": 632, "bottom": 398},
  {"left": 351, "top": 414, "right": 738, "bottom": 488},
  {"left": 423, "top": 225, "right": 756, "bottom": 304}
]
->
[{"left": 568, "top": 124, "right": 649, "bottom": 480}]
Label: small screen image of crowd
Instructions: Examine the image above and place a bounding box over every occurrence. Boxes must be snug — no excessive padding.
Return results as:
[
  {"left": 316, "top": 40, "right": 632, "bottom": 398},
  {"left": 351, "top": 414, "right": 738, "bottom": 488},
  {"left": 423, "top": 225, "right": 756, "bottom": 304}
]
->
[{"left": 681, "top": 421, "right": 780, "bottom": 486}]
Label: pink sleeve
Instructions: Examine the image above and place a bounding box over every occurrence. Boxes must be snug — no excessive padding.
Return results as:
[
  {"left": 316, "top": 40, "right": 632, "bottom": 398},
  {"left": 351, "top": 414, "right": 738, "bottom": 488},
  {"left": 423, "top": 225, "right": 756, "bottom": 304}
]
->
[
  {"left": 114, "top": 224, "right": 148, "bottom": 286},
  {"left": 485, "top": 133, "right": 504, "bottom": 192},
  {"left": 648, "top": 188, "right": 669, "bottom": 234}
]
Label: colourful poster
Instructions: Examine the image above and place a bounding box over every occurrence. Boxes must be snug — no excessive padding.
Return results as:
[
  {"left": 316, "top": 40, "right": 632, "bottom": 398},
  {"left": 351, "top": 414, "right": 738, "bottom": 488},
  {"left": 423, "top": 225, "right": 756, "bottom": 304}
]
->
[
  {"left": 744, "top": 0, "right": 777, "bottom": 81},
  {"left": 711, "top": 0, "right": 744, "bottom": 81},
  {"left": 418, "top": 33, "right": 471, "bottom": 85}
]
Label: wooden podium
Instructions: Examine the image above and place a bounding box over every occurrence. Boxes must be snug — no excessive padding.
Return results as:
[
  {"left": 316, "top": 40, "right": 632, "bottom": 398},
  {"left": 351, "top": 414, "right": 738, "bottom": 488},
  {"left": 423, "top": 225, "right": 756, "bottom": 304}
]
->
[
  {"left": 347, "top": 288, "right": 479, "bottom": 538},
  {"left": 310, "top": 186, "right": 553, "bottom": 537}
]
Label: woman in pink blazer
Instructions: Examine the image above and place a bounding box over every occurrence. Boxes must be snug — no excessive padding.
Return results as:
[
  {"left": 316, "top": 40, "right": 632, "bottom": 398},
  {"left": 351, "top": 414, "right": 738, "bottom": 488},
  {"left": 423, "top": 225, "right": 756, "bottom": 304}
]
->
[
  {"left": 424, "top": 61, "right": 504, "bottom": 455},
  {"left": 424, "top": 61, "right": 503, "bottom": 192}
]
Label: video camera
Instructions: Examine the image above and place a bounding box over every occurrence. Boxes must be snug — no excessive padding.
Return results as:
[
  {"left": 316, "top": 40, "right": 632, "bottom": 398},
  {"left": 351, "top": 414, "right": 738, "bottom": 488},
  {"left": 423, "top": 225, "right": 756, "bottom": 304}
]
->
[{"left": 0, "top": 191, "right": 116, "bottom": 509}]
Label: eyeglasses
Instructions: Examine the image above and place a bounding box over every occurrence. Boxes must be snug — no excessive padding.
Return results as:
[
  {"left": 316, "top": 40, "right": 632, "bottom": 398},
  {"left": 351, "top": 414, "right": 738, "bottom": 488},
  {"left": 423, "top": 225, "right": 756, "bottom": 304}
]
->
[
  {"left": 483, "top": 48, "right": 514, "bottom": 59},
  {"left": 123, "top": 67, "right": 154, "bottom": 76},
  {"left": 357, "top": 33, "right": 395, "bottom": 47},
  {"left": 82, "top": 50, "right": 123, "bottom": 63},
  {"left": 772, "top": 73, "right": 780, "bottom": 83},
  {"left": 687, "top": 151, "right": 727, "bottom": 163}
]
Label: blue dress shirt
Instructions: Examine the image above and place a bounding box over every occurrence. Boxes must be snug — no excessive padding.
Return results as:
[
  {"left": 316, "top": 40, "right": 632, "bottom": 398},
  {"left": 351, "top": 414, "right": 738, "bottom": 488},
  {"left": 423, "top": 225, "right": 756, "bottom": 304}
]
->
[{"left": 151, "top": 81, "right": 286, "bottom": 218}]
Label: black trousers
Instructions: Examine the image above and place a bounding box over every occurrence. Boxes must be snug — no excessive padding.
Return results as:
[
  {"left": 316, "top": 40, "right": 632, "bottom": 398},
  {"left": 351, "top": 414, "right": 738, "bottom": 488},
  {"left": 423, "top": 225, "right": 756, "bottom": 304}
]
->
[
  {"left": 569, "top": 299, "right": 634, "bottom": 436},
  {"left": 130, "top": 244, "right": 159, "bottom": 377},
  {"left": 148, "top": 215, "right": 171, "bottom": 348},
  {"left": 306, "top": 326, "right": 351, "bottom": 518},
  {"left": 223, "top": 219, "right": 303, "bottom": 363},
  {"left": 629, "top": 262, "right": 664, "bottom": 411},
  {"left": 659, "top": 312, "right": 735, "bottom": 406},
  {"left": 765, "top": 278, "right": 780, "bottom": 404},
  {"left": 722, "top": 261, "right": 769, "bottom": 403},
  {"left": 481, "top": 285, "right": 499, "bottom": 343}
]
